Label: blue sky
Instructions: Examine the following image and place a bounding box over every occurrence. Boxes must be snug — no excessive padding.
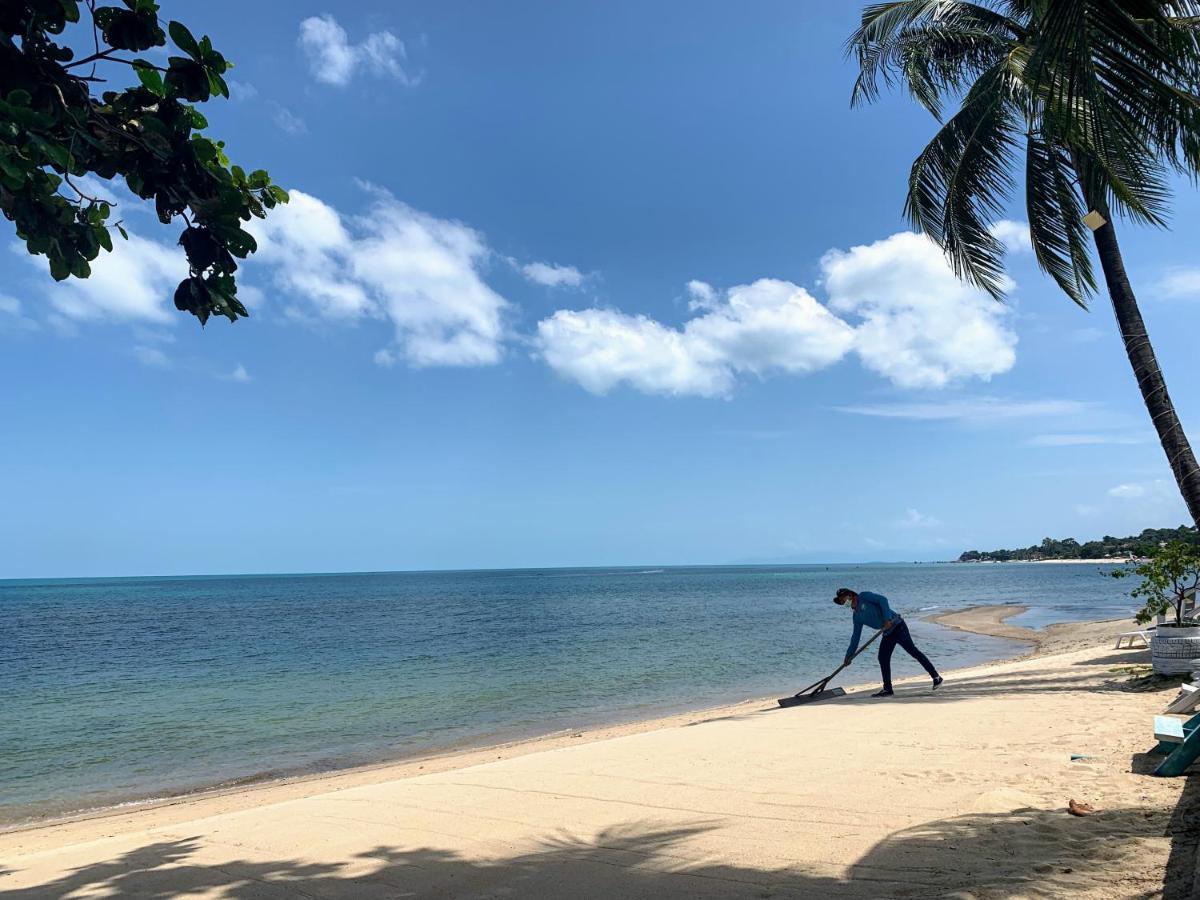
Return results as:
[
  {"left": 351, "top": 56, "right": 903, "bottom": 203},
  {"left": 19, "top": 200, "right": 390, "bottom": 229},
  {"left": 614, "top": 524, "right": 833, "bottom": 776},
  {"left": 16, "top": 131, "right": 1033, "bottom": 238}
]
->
[{"left": 2, "top": 1, "right": 1198, "bottom": 578}]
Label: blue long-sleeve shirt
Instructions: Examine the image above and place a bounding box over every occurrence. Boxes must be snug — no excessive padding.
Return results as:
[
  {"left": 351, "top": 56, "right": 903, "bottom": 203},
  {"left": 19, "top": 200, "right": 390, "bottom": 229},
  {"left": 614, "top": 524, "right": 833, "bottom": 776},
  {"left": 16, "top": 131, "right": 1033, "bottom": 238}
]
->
[{"left": 845, "top": 591, "right": 902, "bottom": 658}]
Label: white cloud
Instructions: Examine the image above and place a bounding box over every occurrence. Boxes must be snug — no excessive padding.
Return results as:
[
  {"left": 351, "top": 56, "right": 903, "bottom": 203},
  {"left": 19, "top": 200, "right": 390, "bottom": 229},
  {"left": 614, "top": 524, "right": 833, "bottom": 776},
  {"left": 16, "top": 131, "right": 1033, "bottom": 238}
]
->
[
  {"left": 45, "top": 313, "right": 79, "bottom": 337},
  {"left": 837, "top": 397, "right": 1089, "bottom": 422},
  {"left": 989, "top": 219, "right": 1032, "bottom": 254},
  {"left": 535, "top": 278, "right": 856, "bottom": 397},
  {"left": 299, "top": 14, "right": 419, "bottom": 87},
  {"left": 227, "top": 80, "right": 258, "bottom": 101},
  {"left": 1109, "top": 483, "right": 1147, "bottom": 499},
  {"left": 686, "top": 280, "right": 718, "bottom": 311},
  {"left": 133, "top": 327, "right": 175, "bottom": 345},
  {"left": 0, "top": 293, "right": 38, "bottom": 331},
  {"left": 822, "top": 232, "right": 1017, "bottom": 389},
  {"left": 898, "top": 508, "right": 941, "bottom": 529},
  {"left": 272, "top": 105, "right": 308, "bottom": 136},
  {"left": 1096, "top": 478, "right": 1188, "bottom": 529},
  {"left": 535, "top": 309, "right": 732, "bottom": 397},
  {"left": 21, "top": 231, "right": 186, "bottom": 323},
  {"left": 247, "top": 188, "right": 510, "bottom": 367},
  {"left": 133, "top": 344, "right": 170, "bottom": 368},
  {"left": 522, "top": 261, "right": 585, "bottom": 288},
  {"left": 536, "top": 230, "right": 1019, "bottom": 398},
  {"left": 1157, "top": 267, "right": 1200, "bottom": 300},
  {"left": 229, "top": 364, "right": 251, "bottom": 383},
  {"left": 1027, "top": 433, "right": 1149, "bottom": 447},
  {"left": 236, "top": 284, "right": 266, "bottom": 311},
  {"left": 17, "top": 186, "right": 510, "bottom": 370}
]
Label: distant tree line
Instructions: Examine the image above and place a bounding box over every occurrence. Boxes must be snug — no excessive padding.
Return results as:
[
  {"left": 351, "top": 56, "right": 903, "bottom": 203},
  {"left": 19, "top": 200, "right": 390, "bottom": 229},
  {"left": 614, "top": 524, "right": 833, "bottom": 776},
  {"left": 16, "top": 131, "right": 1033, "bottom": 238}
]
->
[{"left": 958, "top": 526, "right": 1200, "bottom": 563}]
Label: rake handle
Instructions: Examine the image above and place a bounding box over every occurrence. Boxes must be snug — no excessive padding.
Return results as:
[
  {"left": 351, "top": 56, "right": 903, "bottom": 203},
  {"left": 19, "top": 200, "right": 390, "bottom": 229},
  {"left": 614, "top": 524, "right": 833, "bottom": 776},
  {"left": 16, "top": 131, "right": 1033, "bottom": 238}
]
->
[{"left": 793, "top": 622, "right": 897, "bottom": 698}]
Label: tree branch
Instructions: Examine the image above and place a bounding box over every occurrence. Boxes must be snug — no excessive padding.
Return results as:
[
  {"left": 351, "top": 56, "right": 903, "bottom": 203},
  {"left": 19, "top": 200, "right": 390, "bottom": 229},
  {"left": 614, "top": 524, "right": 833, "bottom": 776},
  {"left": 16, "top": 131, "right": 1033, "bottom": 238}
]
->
[
  {"left": 65, "top": 50, "right": 166, "bottom": 73},
  {"left": 64, "top": 48, "right": 115, "bottom": 70}
]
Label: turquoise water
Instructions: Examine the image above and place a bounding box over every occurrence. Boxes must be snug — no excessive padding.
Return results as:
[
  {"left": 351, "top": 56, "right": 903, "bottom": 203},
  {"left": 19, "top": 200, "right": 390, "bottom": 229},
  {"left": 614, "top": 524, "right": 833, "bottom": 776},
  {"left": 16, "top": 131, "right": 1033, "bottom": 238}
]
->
[{"left": 0, "top": 562, "right": 1135, "bottom": 824}]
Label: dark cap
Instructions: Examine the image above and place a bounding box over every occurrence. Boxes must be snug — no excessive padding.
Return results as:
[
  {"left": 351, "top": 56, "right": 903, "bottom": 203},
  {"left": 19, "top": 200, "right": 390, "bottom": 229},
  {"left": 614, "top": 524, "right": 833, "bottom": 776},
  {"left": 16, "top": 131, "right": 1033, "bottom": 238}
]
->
[{"left": 833, "top": 588, "right": 855, "bottom": 604}]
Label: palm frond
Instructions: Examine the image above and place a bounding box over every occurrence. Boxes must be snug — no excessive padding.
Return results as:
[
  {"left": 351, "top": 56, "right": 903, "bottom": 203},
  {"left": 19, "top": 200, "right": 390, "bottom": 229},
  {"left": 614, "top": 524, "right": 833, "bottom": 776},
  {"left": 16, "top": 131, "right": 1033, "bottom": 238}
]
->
[
  {"left": 850, "top": 1, "right": 1025, "bottom": 110},
  {"left": 862, "top": 27, "right": 1011, "bottom": 117},
  {"left": 1025, "top": 130, "right": 1096, "bottom": 306},
  {"left": 1027, "top": 0, "right": 1199, "bottom": 218},
  {"left": 850, "top": 0, "right": 1200, "bottom": 309},
  {"left": 906, "top": 63, "right": 1019, "bottom": 298}
]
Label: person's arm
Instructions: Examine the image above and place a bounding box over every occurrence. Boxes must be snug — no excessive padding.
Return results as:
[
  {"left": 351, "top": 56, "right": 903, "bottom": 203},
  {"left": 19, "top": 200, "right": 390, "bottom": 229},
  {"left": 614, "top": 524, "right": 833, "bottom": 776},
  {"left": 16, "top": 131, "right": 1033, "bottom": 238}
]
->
[{"left": 845, "top": 618, "right": 863, "bottom": 665}]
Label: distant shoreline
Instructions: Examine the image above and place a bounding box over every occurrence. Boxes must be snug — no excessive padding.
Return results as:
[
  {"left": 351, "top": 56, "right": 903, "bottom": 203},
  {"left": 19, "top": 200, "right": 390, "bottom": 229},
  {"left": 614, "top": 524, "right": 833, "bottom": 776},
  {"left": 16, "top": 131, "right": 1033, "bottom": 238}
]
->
[{"left": 955, "top": 557, "right": 1132, "bottom": 565}]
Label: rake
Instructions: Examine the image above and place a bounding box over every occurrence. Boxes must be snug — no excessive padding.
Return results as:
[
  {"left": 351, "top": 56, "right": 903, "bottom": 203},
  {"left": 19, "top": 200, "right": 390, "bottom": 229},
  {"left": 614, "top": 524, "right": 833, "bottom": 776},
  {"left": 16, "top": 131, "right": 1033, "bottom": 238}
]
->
[{"left": 777, "top": 624, "right": 892, "bottom": 708}]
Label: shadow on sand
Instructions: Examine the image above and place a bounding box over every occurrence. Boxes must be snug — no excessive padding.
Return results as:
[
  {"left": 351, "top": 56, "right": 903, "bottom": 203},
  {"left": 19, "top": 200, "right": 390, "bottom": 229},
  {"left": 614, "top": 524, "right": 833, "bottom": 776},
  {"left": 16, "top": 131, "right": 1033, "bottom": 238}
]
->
[
  {"left": 2, "top": 800, "right": 1188, "bottom": 899},
  {"left": 766, "top": 651, "right": 1174, "bottom": 713},
  {"left": 1162, "top": 769, "right": 1200, "bottom": 900}
]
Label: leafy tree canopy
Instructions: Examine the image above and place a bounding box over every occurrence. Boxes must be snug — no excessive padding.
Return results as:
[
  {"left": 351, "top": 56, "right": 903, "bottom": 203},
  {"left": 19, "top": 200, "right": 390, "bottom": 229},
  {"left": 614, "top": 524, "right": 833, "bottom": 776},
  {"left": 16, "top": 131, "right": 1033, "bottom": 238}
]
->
[
  {"left": 1, "top": 0, "right": 288, "bottom": 324},
  {"left": 959, "top": 525, "right": 1199, "bottom": 562}
]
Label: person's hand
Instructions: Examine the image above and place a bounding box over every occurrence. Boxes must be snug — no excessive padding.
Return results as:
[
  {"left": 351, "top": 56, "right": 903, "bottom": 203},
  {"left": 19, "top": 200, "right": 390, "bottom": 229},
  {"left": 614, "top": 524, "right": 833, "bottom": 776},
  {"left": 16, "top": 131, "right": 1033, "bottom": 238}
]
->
[
  {"left": 844, "top": 656, "right": 853, "bottom": 667},
  {"left": 882, "top": 619, "right": 894, "bottom": 630}
]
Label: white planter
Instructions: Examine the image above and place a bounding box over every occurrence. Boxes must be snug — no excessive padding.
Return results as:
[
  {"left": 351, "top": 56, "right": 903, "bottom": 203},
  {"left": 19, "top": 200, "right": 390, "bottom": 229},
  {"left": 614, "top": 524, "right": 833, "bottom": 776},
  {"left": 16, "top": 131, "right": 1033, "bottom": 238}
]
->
[{"left": 1151, "top": 624, "right": 1200, "bottom": 675}]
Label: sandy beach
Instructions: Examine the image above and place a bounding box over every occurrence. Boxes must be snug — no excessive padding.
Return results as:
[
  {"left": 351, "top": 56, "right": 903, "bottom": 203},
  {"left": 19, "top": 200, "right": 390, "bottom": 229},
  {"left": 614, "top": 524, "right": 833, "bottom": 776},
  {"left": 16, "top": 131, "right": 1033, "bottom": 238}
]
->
[{"left": 2, "top": 607, "right": 1197, "bottom": 899}]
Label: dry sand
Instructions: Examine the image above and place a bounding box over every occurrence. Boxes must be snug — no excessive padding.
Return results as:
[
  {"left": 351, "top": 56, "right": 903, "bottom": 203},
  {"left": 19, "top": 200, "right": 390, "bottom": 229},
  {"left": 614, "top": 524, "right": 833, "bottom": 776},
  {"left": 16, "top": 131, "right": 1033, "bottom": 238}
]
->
[{"left": 3, "top": 607, "right": 1198, "bottom": 899}]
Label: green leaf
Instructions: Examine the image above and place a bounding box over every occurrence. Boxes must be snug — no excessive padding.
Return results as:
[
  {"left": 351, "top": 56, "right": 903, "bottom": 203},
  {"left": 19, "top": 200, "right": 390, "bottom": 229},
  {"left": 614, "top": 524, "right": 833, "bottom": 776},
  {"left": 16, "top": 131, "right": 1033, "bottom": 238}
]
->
[
  {"left": 0, "top": 153, "right": 26, "bottom": 179},
  {"left": 6, "top": 90, "right": 32, "bottom": 107},
  {"left": 185, "top": 107, "right": 208, "bottom": 130},
  {"left": 31, "top": 136, "right": 71, "bottom": 170},
  {"left": 168, "top": 20, "right": 200, "bottom": 58},
  {"left": 165, "top": 58, "right": 211, "bottom": 102},
  {"left": 133, "top": 61, "right": 165, "bottom": 97},
  {"left": 206, "top": 70, "right": 227, "bottom": 100},
  {"left": 48, "top": 254, "right": 70, "bottom": 281},
  {"left": 116, "top": 224, "right": 129, "bottom": 241}
]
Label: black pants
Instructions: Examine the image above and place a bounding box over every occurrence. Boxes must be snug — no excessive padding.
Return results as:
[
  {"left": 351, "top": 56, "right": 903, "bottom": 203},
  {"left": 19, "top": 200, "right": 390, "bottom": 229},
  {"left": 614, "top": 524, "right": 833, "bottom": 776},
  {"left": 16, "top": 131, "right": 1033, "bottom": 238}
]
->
[{"left": 878, "top": 620, "right": 938, "bottom": 691}]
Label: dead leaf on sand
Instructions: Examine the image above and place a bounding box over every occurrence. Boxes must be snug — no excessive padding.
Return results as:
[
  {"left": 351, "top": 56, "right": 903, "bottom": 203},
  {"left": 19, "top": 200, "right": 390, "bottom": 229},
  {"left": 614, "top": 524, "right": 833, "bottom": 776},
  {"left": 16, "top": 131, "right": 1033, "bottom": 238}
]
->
[{"left": 1068, "top": 799, "right": 1096, "bottom": 817}]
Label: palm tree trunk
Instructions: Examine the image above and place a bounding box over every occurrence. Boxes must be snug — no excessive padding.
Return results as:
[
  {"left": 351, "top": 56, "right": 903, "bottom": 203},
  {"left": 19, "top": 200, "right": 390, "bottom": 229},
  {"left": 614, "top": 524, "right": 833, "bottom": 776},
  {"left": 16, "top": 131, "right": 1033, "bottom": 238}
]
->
[{"left": 1090, "top": 219, "right": 1200, "bottom": 528}]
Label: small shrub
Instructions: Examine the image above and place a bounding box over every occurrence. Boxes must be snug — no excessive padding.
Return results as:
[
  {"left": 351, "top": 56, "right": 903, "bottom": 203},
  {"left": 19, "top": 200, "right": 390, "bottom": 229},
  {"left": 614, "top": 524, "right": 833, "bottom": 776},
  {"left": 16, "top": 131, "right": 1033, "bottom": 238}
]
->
[{"left": 1111, "top": 541, "right": 1200, "bottom": 627}]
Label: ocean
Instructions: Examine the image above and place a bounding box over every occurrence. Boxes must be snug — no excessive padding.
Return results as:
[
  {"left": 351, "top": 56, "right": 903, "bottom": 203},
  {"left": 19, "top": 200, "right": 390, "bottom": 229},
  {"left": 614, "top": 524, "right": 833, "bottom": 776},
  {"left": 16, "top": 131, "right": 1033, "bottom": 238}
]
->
[{"left": 0, "top": 562, "right": 1137, "bottom": 825}]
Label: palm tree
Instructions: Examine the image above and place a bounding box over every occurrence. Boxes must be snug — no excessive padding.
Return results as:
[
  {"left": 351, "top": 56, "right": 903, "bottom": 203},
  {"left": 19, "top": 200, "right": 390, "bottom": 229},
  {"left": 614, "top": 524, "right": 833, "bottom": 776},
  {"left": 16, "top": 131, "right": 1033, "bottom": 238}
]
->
[{"left": 849, "top": 1, "right": 1200, "bottom": 527}]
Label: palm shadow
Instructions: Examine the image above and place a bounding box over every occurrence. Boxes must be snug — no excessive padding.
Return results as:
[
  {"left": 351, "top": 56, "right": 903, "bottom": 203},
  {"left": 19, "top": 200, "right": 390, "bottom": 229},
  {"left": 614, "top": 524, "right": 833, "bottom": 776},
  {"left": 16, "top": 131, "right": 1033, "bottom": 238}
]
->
[{"left": 3, "top": 800, "right": 1187, "bottom": 899}]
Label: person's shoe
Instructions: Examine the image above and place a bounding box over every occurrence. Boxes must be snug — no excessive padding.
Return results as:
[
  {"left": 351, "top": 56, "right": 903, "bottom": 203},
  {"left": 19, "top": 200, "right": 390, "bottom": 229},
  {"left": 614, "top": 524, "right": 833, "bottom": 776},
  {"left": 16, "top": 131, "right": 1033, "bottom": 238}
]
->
[
  {"left": 932, "top": 675, "right": 944, "bottom": 690},
  {"left": 871, "top": 688, "right": 894, "bottom": 698}
]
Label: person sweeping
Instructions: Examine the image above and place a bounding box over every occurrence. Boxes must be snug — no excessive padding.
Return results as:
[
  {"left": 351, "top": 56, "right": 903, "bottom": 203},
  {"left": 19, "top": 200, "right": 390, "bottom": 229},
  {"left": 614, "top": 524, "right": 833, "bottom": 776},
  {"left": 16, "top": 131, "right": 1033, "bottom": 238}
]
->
[{"left": 834, "top": 588, "right": 943, "bottom": 698}]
